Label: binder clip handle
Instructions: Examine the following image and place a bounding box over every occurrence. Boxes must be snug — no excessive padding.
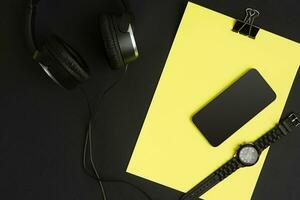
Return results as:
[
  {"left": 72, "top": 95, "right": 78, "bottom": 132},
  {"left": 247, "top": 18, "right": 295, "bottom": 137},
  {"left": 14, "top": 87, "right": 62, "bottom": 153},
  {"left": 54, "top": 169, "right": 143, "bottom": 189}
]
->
[
  {"left": 233, "top": 8, "right": 260, "bottom": 39},
  {"left": 244, "top": 8, "right": 260, "bottom": 25}
]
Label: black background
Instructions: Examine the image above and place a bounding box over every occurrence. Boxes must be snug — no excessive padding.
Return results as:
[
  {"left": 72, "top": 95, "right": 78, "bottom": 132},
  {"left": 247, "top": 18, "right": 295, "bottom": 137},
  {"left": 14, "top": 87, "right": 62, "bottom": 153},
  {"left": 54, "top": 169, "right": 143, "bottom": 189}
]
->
[{"left": 0, "top": 0, "right": 299, "bottom": 199}]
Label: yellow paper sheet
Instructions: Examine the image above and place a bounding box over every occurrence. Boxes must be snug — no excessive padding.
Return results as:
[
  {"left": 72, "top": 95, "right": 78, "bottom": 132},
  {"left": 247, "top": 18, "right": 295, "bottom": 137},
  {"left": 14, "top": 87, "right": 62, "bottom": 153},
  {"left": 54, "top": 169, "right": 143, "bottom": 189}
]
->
[{"left": 127, "top": 3, "right": 299, "bottom": 200}]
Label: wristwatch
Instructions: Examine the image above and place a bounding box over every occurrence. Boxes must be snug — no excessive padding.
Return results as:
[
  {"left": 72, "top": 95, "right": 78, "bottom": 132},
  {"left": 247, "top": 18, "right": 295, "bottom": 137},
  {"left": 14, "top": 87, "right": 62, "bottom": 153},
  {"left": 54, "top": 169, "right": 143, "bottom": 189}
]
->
[{"left": 181, "top": 113, "right": 300, "bottom": 200}]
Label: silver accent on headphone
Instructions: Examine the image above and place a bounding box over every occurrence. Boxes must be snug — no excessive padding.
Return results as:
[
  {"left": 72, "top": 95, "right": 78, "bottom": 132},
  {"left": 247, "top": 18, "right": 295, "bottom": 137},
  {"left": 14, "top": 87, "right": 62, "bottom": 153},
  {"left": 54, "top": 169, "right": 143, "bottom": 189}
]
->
[
  {"left": 39, "top": 62, "right": 63, "bottom": 88},
  {"left": 127, "top": 24, "right": 139, "bottom": 58}
]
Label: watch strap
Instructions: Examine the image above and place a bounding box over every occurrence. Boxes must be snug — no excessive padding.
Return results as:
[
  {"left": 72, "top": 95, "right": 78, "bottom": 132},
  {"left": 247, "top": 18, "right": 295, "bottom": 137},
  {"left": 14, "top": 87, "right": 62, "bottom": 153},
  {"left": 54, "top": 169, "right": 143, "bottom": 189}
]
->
[
  {"left": 182, "top": 113, "right": 299, "bottom": 200},
  {"left": 180, "top": 157, "right": 241, "bottom": 200},
  {"left": 254, "top": 113, "right": 299, "bottom": 153}
]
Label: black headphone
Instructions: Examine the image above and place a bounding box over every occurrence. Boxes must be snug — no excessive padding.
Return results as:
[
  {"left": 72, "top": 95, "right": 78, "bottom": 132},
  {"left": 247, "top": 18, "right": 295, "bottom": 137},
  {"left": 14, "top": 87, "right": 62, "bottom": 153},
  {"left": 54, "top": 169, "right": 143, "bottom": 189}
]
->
[
  {"left": 25, "top": 1, "right": 153, "bottom": 199},
  {"left": 25, "top": 0, "right": 139, "bottom": 90}
]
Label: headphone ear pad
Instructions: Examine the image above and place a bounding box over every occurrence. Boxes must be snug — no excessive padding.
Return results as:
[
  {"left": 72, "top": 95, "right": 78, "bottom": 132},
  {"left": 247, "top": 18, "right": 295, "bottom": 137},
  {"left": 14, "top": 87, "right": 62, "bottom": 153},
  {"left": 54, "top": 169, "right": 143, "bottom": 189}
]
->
[
  {"left": 99, "top": 14, "right": 126, "bottom": 70},
  {"left": 34, "top": 36, "right": 90, "bottom": 89}
]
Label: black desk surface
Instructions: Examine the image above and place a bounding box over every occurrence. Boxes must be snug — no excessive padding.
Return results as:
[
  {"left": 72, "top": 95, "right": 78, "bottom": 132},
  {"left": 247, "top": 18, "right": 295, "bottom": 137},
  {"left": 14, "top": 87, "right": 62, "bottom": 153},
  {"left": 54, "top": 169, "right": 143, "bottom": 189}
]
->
[{"left": 0, "top": 0, "right": 299, "bottom": 199}]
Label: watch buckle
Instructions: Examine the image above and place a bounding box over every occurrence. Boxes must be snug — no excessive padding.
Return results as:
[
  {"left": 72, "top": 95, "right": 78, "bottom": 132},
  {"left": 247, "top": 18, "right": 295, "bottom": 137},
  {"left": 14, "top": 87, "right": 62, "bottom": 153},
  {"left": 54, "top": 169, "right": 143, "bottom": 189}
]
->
[{"left": 289, "top": 113, "right": 300, "bottom": 127}]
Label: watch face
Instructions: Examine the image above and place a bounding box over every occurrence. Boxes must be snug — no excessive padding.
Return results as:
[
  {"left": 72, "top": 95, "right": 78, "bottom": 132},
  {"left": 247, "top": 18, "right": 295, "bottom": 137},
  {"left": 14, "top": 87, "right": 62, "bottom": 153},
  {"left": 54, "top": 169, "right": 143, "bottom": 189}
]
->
[{"left": 238, "top": 145, "right": 259, "bottom": 166}]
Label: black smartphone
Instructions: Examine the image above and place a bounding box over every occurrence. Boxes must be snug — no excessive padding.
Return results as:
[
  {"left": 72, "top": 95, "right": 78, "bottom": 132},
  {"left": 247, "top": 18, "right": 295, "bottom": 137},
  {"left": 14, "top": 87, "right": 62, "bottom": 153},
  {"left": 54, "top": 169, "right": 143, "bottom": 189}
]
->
[{"left": 192, "top": 69, "right": 276, "bottom": 147}]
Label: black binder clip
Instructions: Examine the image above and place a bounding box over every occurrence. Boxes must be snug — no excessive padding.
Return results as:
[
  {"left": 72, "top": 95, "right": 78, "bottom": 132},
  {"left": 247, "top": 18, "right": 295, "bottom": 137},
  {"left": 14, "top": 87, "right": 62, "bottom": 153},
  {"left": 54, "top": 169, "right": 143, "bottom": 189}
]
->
[{"left": 232, "top": 8, "right": 260, "bottom": 39}]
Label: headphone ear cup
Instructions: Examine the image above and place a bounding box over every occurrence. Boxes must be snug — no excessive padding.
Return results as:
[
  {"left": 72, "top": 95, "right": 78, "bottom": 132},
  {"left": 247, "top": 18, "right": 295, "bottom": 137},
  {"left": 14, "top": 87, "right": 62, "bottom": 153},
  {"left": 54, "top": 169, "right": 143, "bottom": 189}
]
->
[
  {"left": 34, "top": 36, "right": 90, "bottom": 89},
  {"left": 99, "top": 14, "right": 126, "bottom": 70}
]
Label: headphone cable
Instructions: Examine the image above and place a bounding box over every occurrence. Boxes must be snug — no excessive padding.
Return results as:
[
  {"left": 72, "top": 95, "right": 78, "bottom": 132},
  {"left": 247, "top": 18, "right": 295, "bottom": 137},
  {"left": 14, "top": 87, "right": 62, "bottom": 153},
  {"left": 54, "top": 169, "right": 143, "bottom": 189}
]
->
[{"left": 79, "top": 67, "right": 152, "bottom": 200}]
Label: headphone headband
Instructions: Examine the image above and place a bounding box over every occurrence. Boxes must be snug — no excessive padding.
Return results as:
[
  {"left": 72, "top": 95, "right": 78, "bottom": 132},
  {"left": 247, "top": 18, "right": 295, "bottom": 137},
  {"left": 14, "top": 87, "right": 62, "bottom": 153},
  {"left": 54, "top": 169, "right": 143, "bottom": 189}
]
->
[
  {"left": 120, "top": 0, "right": 130, "bottom": 13},
  {"left": 25, "top": 0, "right": 132, "bottom": 56}
]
